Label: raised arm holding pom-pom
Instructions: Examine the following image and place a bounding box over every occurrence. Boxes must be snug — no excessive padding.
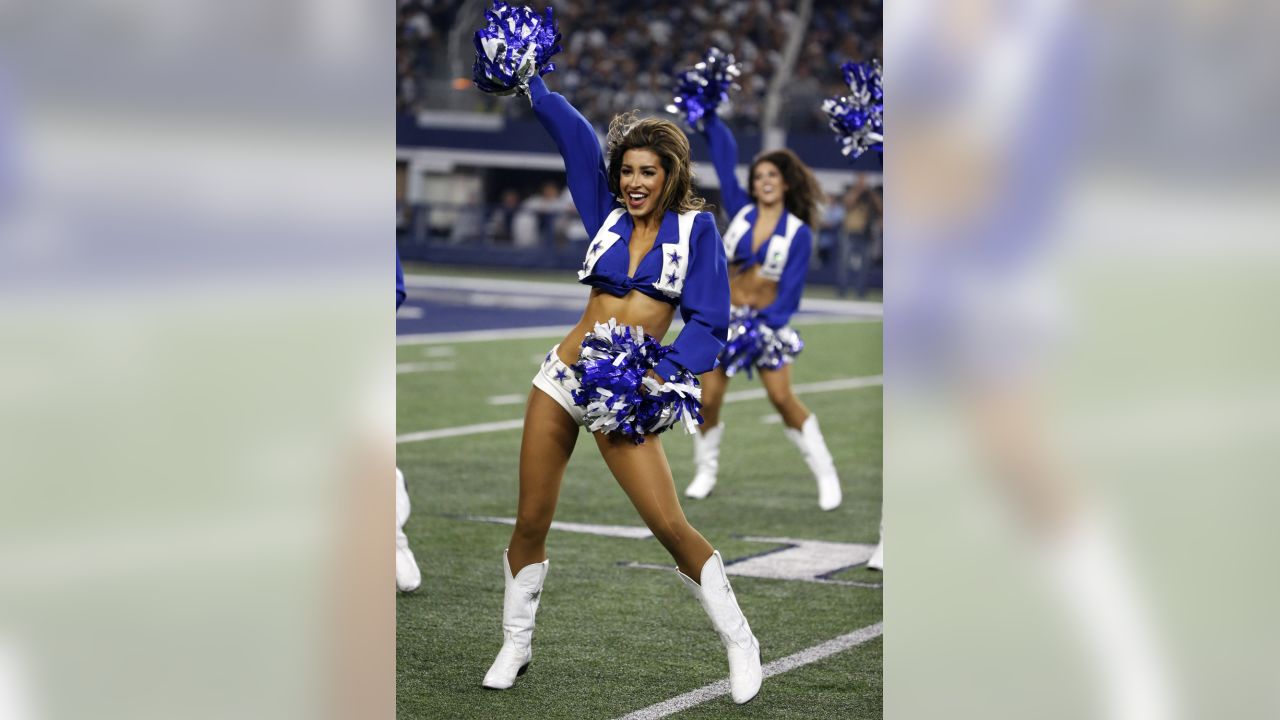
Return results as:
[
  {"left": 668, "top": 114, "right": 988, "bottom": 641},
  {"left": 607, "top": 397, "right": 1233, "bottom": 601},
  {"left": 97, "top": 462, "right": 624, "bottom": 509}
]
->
[
  {"left": 673, "top": 49, "right": 843, "bottom": 514},
  {"left": 471, "top": 6, "right": 760, "bottom": 704}
]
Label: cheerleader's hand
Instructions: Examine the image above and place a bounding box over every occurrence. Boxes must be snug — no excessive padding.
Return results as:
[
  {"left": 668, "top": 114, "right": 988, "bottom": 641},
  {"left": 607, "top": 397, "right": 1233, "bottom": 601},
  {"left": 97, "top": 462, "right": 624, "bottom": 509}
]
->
[{"left": 641, "top": 369, "right": 665, "bottom": 395}]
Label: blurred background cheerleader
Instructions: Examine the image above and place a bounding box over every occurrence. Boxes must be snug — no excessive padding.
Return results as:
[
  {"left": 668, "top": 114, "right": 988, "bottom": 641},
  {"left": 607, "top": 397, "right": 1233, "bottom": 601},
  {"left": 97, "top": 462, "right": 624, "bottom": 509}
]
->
[{"left": 679, "top": 56, "right": 843, "bottom": 511}]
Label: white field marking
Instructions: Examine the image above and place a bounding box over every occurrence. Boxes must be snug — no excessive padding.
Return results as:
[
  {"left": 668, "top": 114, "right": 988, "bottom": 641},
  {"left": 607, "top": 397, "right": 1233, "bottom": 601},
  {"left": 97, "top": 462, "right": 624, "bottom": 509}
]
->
[
  {"left": 466, "top": 516, "right": 654, "bottom": 540},
  {"left": 396, "top": 419, "right": 524, "bottom": 443},
  {"left": 396, "top": 361, "right": 456, "bottom": 374},
  {"left": 613, "top": 622, "right": 884, "bottom": 720},
  {"left": 396, "top": 375, "right": 882, "bottom": 443},
  {"left": 396, "top": 313, "right": 879, "bottom": 346},
  {"left": 457, "top": 516, "right": 880, "bottom": 586},
  {"left": 397, "top": 306, "right": 425, "bottom": 319},
  {"left": 620, "top": 562, "right": 881, "bottom": 590},
  {"left": 398, "top": 325, "right": 569, "bottom": 346},
  {"left": 730, "top": 536, "right": 876, "bottom": 581},
  {"left": 404, "top": 274, "right": 883, "bottom": 316},
  {"left": 620, "top": 535, "right": 881, "bottom": 588},
  {"left": 761, "top": 413, "right": 783, "bottom": 424},
  {"left": 487, "top": 394, "right": 526, "bottom": 405},
  {"left": 723, "top": 375, "right": 883, "bottom": 403},
  {"left": 423, "top": 346, "right": 455, "bottom": 357}
]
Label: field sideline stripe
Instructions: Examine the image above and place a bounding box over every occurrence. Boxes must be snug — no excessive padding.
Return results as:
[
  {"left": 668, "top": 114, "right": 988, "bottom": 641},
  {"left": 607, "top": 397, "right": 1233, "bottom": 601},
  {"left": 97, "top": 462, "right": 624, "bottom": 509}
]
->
[
  {"left": 396, "top": 376, "right": 882, "bottom": 444},
  {"left": 396, "top": 314, "right": 878, "bottom": 346},
  {"left": 612, "top": 622, "right": 883, "bottom": 720},
  {"left": 396, "top": 419, "right": 524, "bottom": 443}
]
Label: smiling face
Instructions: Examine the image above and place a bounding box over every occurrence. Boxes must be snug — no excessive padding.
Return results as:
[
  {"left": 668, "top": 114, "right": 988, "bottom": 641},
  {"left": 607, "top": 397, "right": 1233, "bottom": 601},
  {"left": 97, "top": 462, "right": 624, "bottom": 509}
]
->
[
  {"left": 751, "top": 160, "right": 788, "bottom": 208},
  {"left": 619, "top": 148, "right": 668, "bottom": 222}
]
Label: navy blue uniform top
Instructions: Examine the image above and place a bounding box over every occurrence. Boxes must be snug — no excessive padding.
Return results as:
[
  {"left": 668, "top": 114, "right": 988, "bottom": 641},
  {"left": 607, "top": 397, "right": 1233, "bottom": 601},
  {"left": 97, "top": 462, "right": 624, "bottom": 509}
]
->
[
  {"left": 704, "top": 115, "right": 812, "bottom": 329},
  {"left": 529, "top": 75, "right": 729, "bottom": 380}
]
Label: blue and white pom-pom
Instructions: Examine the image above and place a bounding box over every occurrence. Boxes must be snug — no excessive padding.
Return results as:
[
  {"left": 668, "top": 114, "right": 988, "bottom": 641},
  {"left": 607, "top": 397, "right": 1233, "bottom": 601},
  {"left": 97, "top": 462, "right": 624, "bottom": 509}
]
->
[
  {"left": 720, "top": 308, "right": 803, "bottom": 378},
  {"left": 572, "top": 320, "right": 702, "bottom": 443},
  {"left": 758, "top": 325, "right": 804, "bottom": 371},
  {"left": 822, "top": 59, "right": 883, "bottom": 159},
  {"left": 666, "top": 47, "right": 741, "bottom": 132},
  {"left": 720, "top": 307, "right": 765, "bottom": 378},
  {"left": 472, "top": 2, "right": 562, "bottom": 96}
]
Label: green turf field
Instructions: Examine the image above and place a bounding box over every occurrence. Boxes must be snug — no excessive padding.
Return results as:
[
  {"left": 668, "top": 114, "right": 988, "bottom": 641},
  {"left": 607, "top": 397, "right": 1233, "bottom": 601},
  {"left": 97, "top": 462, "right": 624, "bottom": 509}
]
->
[{"left": 397, "top": 319, "right": 882, "bottom": 719}]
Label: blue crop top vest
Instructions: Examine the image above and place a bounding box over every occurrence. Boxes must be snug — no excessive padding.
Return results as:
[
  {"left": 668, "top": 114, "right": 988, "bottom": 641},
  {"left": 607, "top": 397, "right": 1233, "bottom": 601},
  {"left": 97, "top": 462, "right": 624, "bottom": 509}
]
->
[
  {"left": 529, "top": 76, "right": 730, "bottom": 381},
  {"left": 703, "top": 115, "right": 813, "bottom": 330}
]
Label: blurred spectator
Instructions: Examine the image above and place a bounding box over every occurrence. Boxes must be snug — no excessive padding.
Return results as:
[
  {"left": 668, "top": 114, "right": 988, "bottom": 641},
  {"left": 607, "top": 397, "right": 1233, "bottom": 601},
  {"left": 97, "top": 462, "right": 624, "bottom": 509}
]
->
[
  {"left": 486, "top": 189, "right": 523, "bottom": 244},
  {"left": 513, "top": 181, "right": 572, "bottom": 248},
  {"left": 841, "top": 175, "right": 882, "bottom": 297}
]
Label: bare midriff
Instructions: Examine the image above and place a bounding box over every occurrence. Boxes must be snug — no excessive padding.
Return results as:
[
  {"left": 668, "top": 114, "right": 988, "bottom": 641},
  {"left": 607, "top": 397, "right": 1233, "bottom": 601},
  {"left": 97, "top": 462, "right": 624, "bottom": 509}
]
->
[
  {"left": 555, "top": 289, "right": 677, "bottom": 365},
  {"left": 728, "top": 263, "right": 778, "bottom": 311}
]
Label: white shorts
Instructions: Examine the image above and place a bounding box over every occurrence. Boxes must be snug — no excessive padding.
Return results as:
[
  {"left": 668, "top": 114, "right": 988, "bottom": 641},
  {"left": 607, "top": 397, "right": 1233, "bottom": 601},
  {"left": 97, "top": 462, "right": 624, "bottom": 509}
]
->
[{"left": 531, "top": 344, "right": 586, "bottom": 425}]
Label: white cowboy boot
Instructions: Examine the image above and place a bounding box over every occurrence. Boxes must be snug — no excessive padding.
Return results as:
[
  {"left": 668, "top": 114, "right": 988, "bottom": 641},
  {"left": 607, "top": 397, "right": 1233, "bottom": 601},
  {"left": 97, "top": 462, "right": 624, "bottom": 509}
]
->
[
  {"left": 784, "top": 415, "right": 842, "bottom": 511},
  {"left": 678, "top": 551, "right": 762, "bottom": 704},
  {"left": 867, "top": 521, "right": 883, "bottom": 571},
  {"left": 395, "top": 468, "right": 421, "bottom": 592},
  {"left": 482, "top": 550, "right": 549, "bottom": 690},
  {"left": 685, "top": 423, "right": 724, "bottom": 499}
]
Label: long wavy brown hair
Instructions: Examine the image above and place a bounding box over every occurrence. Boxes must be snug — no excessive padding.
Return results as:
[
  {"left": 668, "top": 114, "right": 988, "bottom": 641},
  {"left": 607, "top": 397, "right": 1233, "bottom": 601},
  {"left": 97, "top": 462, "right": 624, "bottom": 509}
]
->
[
  {"left": 606, "top": 112, "right": 708, "bottom": 215},
  {"left": 750, "top": 149, "right": 822, "bottom": 227}
]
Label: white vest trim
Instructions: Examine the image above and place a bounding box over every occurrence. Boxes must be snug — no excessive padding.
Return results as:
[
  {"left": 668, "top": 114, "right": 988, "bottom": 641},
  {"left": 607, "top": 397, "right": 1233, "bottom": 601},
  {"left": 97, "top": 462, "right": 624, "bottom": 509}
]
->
[
  {"left": 759, "top": 212, "right": 802, "bottom": 281},
  {"left": 578, "top": 207, "right": 628, "bottom": 281},
  {"left": 722, "top": 204, "right": 754, "bottom": 259},
  {"left": 653, "top": 210, "right": 699, "bottom": 298}
]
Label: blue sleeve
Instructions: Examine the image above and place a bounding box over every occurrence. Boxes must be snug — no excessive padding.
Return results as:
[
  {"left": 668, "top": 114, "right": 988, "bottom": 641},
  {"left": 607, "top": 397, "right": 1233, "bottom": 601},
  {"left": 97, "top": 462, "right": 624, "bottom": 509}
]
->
[
  {"left": 703, "top": 115, "right": 750, "bottom": 217},
  {"left": 396, "top": 250, "right": 406, "bottom": 310},
  {"left": 655, "top": 213, "right": 730, "bottom": 379},
  {"left": 528, "top": 75, "right": 615, "bottom": 237},
  {"left": 759, "top": 224, "right": 812, "bottom": 328}
]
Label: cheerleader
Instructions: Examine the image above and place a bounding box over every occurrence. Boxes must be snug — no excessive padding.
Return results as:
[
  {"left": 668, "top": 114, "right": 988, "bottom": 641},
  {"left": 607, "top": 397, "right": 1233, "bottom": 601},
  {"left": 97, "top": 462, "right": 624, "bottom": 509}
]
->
[
  {"left": 683, "top": 113, "right": 843, "bottom": 511},
  {"left": 396, "top": 251, "right": 422, "bottom": 593},
  {"left": 472, "top": 14, "right": 761, "bottom": 703}
]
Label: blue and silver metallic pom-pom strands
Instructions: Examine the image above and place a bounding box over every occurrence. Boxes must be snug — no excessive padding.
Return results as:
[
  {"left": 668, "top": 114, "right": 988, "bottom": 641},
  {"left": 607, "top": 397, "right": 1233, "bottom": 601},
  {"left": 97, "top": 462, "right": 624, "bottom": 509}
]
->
[
  {"left": 572, "top": 320, "right": 702, "bottom": 443},
  {"left": 822, "top": 59, "right": 883, "bottom": 159},
  {"left": 472, "top": 2, "right": 562, "bottom": 96},
  {"left": 666, "top": 47, "right": 741, "bottom": 132},
  {"left": 721, "top": 307, "right": 765, "bottom": 378},
  {"left": 758, "top": 325, "right": 804, "bottom": 371},
  {"left": 721, "top": 307, "right": 803, "bottom": 378}
]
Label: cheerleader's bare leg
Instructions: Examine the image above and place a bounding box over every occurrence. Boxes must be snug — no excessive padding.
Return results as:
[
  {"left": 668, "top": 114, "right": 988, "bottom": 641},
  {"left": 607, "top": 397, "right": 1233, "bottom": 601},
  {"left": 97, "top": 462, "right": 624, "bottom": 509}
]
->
[
  {"left": 506, "top": 387, "right": 579, "bottom": 573},
  {"left": 686, "top": 368, "right": 729, "bottom": 499},
  {"left": 594, "top": 432, "right": 761, "bottom": 704},
  {"left": 760, "top": 365, "right": 842, "bottom": 510},
  {"left": 483, "top": 387, "right": 578, "bottom": 690}
]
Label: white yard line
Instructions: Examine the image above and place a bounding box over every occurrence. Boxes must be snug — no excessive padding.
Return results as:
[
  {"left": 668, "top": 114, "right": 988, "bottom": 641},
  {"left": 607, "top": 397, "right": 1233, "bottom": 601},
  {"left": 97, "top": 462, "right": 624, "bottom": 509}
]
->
[
  {"left": 487, "top": 394, "right": 527, "bottom": 405},
  {"left": 395, "top": 419, "right": 524, "bottom": 443},
  {"left": 611, "top": 623, "right": 884, "bottom": 720},
  {"left": 396, "top": 361, "right": 456, "bottom": 374},
  {"left": 397, "top": 375, "right": 881, "bottom": 444},
  {"left": 396, "top": 313, "right": 877, "bottom": 346}
]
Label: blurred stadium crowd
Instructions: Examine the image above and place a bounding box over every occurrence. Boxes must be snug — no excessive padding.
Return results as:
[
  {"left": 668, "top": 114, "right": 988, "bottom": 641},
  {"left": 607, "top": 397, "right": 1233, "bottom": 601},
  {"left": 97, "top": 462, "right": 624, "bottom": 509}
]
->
[
  {"left": 396, "top": 0, "right": 882, "bottom": 295},
  {"left": 397, "top": 0, "right": 881, "bottom": 132}
]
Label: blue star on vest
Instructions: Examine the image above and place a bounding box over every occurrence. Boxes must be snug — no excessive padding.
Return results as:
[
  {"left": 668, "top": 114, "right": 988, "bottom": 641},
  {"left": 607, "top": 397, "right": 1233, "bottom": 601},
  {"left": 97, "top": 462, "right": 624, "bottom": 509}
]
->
[
  {"left": 590, "top": 240, "right": 602, "bottom": 254},
  {"left": 554, "top": 368, "right": 568, "bottom": 382},
  {"left": 667, "top": 249, "right": 681, "bottom": 264},
  {"left": 665, "top": 271, "right": 680, "bottom": 285}
]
